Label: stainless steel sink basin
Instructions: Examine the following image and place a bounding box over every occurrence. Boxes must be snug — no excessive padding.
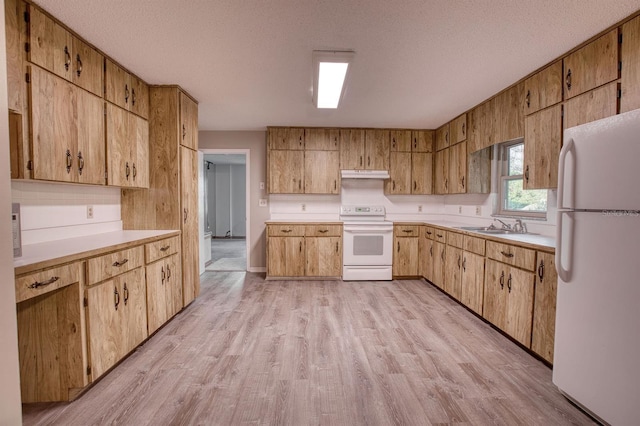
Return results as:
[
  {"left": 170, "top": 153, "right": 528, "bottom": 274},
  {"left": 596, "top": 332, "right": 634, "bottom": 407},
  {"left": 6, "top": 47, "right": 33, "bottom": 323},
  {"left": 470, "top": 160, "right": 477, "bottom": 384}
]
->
[{"left": 456, "top": 226, "right": 536, "bottom": 235}]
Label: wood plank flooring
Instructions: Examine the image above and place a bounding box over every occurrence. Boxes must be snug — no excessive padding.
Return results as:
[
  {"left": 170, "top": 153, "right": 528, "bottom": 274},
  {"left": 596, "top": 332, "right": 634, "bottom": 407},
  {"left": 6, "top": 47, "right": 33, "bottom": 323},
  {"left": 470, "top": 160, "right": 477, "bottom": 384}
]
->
[{"left": 22, "top": 272, "right": 595, "bottom": 425}]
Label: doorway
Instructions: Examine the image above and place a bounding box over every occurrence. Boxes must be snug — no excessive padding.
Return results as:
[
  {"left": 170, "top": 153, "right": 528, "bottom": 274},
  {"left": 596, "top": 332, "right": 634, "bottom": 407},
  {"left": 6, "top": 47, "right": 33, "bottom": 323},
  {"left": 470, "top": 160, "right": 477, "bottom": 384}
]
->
[{"left": 201, "top": 151, "right": 249, "bottom": 271}]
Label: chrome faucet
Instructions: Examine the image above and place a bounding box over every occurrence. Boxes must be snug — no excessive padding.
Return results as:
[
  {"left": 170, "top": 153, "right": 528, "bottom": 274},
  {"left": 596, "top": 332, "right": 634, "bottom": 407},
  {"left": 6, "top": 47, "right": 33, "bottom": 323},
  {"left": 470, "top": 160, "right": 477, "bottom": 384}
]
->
[
  {"left": 513, "top": 219, "right": 528, "bottom": 234},
  {"left": 493, "top": 218, "right": 512, "bottom": 230}
]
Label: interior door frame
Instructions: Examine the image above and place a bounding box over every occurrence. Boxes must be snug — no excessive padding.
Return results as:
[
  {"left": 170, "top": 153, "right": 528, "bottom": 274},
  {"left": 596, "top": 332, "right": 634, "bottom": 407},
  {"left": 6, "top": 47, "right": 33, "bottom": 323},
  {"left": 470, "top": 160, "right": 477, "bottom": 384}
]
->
[{"left": 200, "top": 148, "right": 250, "bottom": 272}]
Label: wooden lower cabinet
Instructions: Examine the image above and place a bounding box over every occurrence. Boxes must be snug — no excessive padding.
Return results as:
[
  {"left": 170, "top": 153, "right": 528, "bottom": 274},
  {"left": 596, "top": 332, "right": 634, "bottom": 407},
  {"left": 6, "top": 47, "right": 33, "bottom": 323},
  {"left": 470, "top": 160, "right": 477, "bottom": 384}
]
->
[
  {"left": 419, "top": 227, "right": 434, "bottom": 281},
  {"left": 460, "top": 251, "right": 485, "bottom": 315},
  {"left": 483, "top": 259, "right": 535, "bottom": 347},
  {"left": 85, "top": 267, "right": 147, "bottom": 381},
  {"left": 267, "top": 236, "right": 306, "bottom": 277},
  {"left": 445, "top": 246, "right": 463, "bottom": 300},
  {"left": 393, "top": 225, "right": 420, "bottom": 277},
  {"left": 531, "top": 251, "right": 558, "bottom": 363},
  {"left": 146, "top": 253, "right": 182, "bottom": 335},
  {"left": 431, "top": 241, "right": 446, "bottom": 289},
  {"left": 181, "top": 146, "right": 200, "bottom": 306},
  {"left": 306, "top": 236, "right": 341, "bottom": 277}
]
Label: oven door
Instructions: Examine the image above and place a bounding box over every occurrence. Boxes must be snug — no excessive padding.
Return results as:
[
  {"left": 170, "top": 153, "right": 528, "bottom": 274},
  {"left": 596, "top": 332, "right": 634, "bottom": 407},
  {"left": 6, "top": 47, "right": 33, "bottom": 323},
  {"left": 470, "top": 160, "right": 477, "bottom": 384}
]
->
[{"left": 343, "top": 223, "right": 393, "bottom": 266}]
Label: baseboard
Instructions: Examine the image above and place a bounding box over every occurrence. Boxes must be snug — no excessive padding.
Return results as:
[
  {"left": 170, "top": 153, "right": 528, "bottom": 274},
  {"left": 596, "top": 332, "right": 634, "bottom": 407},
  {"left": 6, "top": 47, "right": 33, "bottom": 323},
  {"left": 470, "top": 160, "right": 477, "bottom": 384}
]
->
[{"left": 249, "top": 267, "right": 266, "bottom": 273}]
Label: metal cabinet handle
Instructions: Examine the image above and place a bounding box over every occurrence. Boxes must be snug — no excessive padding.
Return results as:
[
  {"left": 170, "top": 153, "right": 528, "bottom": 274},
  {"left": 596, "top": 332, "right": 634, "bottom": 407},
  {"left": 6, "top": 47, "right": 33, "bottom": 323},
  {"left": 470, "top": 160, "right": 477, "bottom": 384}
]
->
[
  {"left": 125, "top": 84, "right": 129, "bottom": 104},
  {"left": 318, "top": 229, "right": 328, "bottom": 233},
  {"left": 444, "top": 178, "right": 448, "bottom": 191},
  {"left": 125, "top": 162, "right": 130, "bottom": 180},
  {"left": 299, "top": 242, "right": 302, "bottom": 253},
  {"left": 359, "top": 156, "right": 363, "bottom": 166},
  {"left": 335, "top": 242, "right": 339, "bottom": 253},
  {"left": 28, "top": 276, "right": 59, "bottom": 289},
  {"left": 392, "top": 137, "right": 396, "bottom": 149},
  {"left": 426, "top": 231, "right": 432, "bottom": 236},
  {"left": 113, "top": 258, "right": 129, "bottom": 267},
  {"left": 436, "top": 233, "right": 443, "bottom": 238},
  {"left": 429, "top": 246, "right": 433, "bottom": 256},
  {"left": 132, "top": 163, "right": 137, "bottom": 180},
  {"left": 367, "top": 156, "right": 371, "bottom": 166},
  {"left": 538, "top": 260, "right": 544, "bottom": 282},
  {"left": 281, "top": 229, "right": 292, "bottom": 233},
  {"left": 462, "top": 257, "right": 466, "bottom": 272},
  {"left": 441, "top": 249, "right": 445, "bottom": 262},
  {"left": 334, "top": 180, "right": 337, "bottom": 191},
  {"left": 397, "top": 241, "right": 400, "bottom": 252},
  {"left": 77, "top": 151, "right": 84, "bottom": 175},
  {"left": 161, "top": 266, "right": 166, "bottom": 283},
  {"left": 507, "top": 274, "right": 512, "bottom": 293},
  {"left": 462, "top": 122, "right": 466, "bottom": 136},
  {"left": 184, "top": 208, "right": 188, "bottom": 224},
  {"left": 123, "top": 283, "right": 129, "bottom": 305},
  {"left": 414, "top": 181, "right": 417, "bottom": 191},
  {"left": 413, "top": 138, "right": 417, "bottom": 149},
  {"left": 182, "top": 124, "right": 186, "bottom": 140},
  {"left": 114, "top": 287, "right": 120, "bottom": 310},
  {"left": 458, "top": 255, "right": 461, "bottom": 269},
  {"left": 76, "top": 54, "right": 83, "bottom": 77},
  {"left": 565, "top": 69, "right": 572, "bottom": 91},
  {"left": 64, "top": 46, "right": 71, "bottom": 71},
  {"left": 445, "top": 132, "right": 449, "bottom": 144},
  {"left": 402, "top": 229, "right": 412, "bottom": 233},
  {"left": 392, "top": 181, "right": 396, "bottom": 190},
  {"left": 66, "top": 149, "right": 73, "bottom": 173},
  {"left": 167, "top": 264, "right": 171, "bottom": 279},
  {"left": 461, "top": 176, "right": 465, "bottom": 189},
  {"left": 132, "top": 88, "right": 136, "bottom": 106},
  {"left": 525, "top": 90, "right": 531, "bottom": 108},
  {"left": 160, "top": 245, "right": 171, "bottom": 252},
  {"left": 500, "top": 271, "right": 505, "bottom": 289},
  {"left": 525, "top": 165, "right": 530, "bottom": 182},
  {"left": 500, "top": 251, "right": 514, "bottom": 258}
]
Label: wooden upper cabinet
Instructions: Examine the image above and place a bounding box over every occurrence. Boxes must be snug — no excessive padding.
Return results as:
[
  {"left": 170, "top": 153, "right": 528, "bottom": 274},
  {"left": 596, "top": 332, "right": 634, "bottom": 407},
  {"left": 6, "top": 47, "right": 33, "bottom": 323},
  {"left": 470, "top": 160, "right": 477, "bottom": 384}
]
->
[
  {"left": 305, "top": 128, "right": 339, "bottom": 150},
  {"left": 386, "top": 152, "right": 411, "bottom": 194},
  {"left": 390, "top": 130, "right": 412, "bottom": 152},
  {"left": 268, "top": 127, "right": 305, "bottom": 150},
  {"left": 412, "top": 152, "right": 433, "bottom": 195},
  {"left": 524, "top": 103, "right": 562, "bottom": 190},
  {"left": 468, "top": 99, "right": 494, "bottom": 153},
  {"left": 105, "top": 60, "right": 150, "bottom": 119},
  {"left": 435, "top": 123, "right": 450, "bottom": 151},
  {"left": 305, "top": 150, "right": 340, "bottom": 194},
  {"left": 450, "top": 114, "right": 467, "bottom": 145},
  {"left": 621, "top": 15, "right": 640, "bottom": 113},
  {"left": 411, "top": 130, "right": 433, "bottom": 152},
  {"left": 564, "top": 81, "right": 618, "bottom": 129},
  {"left": 448, "top": 141, "right": 467, "bottom": 194},
  {"left": 524, "top": 61, "right": 563, "bottom": 115},
  {"left": 339, "top": 128, "right": 365, "bottom": 169},
  {"left": 180, "top": 91, "right": 198, "bottom": 150},
  {"left": 268, "top": 149, "right": 304, "bottom": 193},
  {"left": 364, "top": 129, "right": 390, "bottom": 170},
  {"left": 563, "top": 29, "right": 619, "bottom": 99},
  {"left": 28, "top": 6, "right": 103, "bottom": 98},
  {"left": 434, "top": 148, "right": 449, "bottom": 194},
  {"left": 106, "top": 103, "right": 149, "bottom": 188},
  {"left": 494, "top": 82, "right": 525, "bottom": 143}
]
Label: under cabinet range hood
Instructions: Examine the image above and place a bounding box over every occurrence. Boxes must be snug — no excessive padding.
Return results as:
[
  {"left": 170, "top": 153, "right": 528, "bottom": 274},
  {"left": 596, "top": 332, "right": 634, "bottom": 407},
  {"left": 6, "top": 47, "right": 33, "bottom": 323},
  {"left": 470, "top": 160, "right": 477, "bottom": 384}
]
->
[{"left": 341, "top": 170, "right": 390, "bottom": 179}]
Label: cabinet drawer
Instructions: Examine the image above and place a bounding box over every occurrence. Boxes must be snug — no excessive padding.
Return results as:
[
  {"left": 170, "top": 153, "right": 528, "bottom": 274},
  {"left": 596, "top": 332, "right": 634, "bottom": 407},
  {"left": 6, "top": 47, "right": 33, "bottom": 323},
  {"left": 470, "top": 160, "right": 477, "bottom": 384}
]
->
[
  {"left": 305, "top": 224, "right": 342, "bottom": 237},
  {"left": 463, "top": 235, "right": 486, "bottom": 256},
  {"left": 447, "top": 231, "right": 464, "bottom": 248},
  {"left": 145, "top": 236, "right": 180, "bottom": 264},
  {"left": 86, "top": 245, "right": 144, "bottom": 285},
  {"left": 394, "top": 225, "right": 420, "bottom": 237},
  {"left": 486, "top": 241, "right": 535, "bottom": 271},
  {"left": 433, "top": 229, "right": 447, "bottom": 243},
  {"left": 267, "top": 224, "right": 306, "bottom": 237},
  {"left": 423, "top": 226, "right": 435, "bottom": 240},
  {"left": 15, "top": 263, "right": 81, "bottom": 303}
]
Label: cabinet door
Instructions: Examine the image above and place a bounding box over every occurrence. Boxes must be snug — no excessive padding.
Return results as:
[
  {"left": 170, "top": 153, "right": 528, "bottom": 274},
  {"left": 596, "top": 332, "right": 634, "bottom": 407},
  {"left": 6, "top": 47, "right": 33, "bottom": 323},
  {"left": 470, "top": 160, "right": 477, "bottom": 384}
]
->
[
  {"left": 448, "top": 141, "right": 466, "bottom": 194},
  {"left": 267, "top": 236, "right": 305, "bottom": 277},
  {"left": 531, "top": 251, "right": 557, "bottom": 363},
  {"left": 450, "top": 114, "right": 467, "bottom": 145},
  {"left": 105, "top": 59, "right": 130, "bottom": 110},
  {"left": 339, "top": 128, "right": 365, "bottom": 169},
  {"left": 146, "top": 260, "right": 169, "bottom": 335},
  {"left": 523, "top": 103, "right": 562, "bottom": 190},
  {"left": 434, "top": 148, "right": 449, "bottom": 194},
  {"left": 504, "top": 266, "right": 535, "bottom": 347},
  {"left": 305, "top": 237, "right": 341, "bottom": 277},
  {"left": 305, "top": 128, "right": 339, "bottom": 150},
  {"left": 563, "top": 29, "right": 619, "bottom": 99},
  {"left": 461, "top": 251, "right": 485, "bottom": 315},
  {"left": 106, "top": 103, "right": 132, "bottom": 187},
  {"left": 468, "top": 99, "right": 494, "bottom": 153},
  {"left": 393, "top": 237, "right": 419, "bottom": 276},
  {"left": 364, "top": 129, "right": 389, "bottom": 170},
  {"left": 387, "top": 152, "right": 411, "bottom": 194},
  {"left": 268, "top": 150, "right": 304, "bottom": 193},
  {"left": 431, "top": 241, "right": 446, "bottom": 289},
  {"left": 435, "top": 123, "right": 450, "bottom": 151},
  {"left": 524, "top": 61, "right": 562, "bottom": 115},
  {"left": 130, "top": 114, "right": 149, "bottom": 188},
  {"left": 76, "top": 88, "right": 105, "bottom": 185},
  {"left": 166, "top": 253, "right": 183, "bottom": 319},
  {"left": 29, "top": 66, "right": 77, "bottom": 183},
  {"left": 483, "top": 259, "right": 507, "bottom": 330},
  {"left": 419, "top": 234, "right": 434, "bottom": 282},
  {"left": 131, "top": 75, "right": 150, "bottom": 119},
  {"left": 119, "top": 268, "right": 147, "bottom": 354},
  {"left": 390, "top": 130, "right": 411, "bottom": 152},
  {"left": 71, "top": 37, "right": 103, "bottom": 97},
  {"left": 86, "top": 279, "right": 122, "bottom": 380},
  {"left": 28, "top": 7, "right": 74, "bottom": 82},
  {"left": 621, "top": 16, "right": 640, "bottom": 113},
  {"left": 411, "top": 152, "right": 433, "bottom": 195},
  {"left": 444, "top": 246, "right": 462, "bottom": 300},
  {"left": 494, "top": 82, "right": 524, "bottom": 143},
  {"left": 269, "top": 127, "right": 304, "bottom": 150},
  {"left": 180, "top": 92, "right": 198, "bottom": 150},
  {"left": 411, "top": 130, "right": 433, "bottom": 153},
  {"left": 563, "top": 81, "right": 618, "bottom": 130},
  {"left": 305, "top": 150, "right": 339, "bottom": 194},
  {"left": 181, "top": 147, "right": 200, "bottom": 306}
]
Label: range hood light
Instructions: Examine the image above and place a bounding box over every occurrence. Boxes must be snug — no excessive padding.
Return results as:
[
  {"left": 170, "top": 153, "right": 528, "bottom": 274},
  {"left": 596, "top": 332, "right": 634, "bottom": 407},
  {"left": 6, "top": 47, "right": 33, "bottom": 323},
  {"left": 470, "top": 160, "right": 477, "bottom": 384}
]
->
[{"left": 341, "top": 169, "right": 390, "bottom": 179}]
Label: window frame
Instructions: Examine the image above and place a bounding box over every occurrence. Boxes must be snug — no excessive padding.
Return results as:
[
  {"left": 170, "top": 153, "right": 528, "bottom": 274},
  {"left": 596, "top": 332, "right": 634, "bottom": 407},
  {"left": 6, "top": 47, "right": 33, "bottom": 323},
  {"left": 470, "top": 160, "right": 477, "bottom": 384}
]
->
[{"left": 497, "top": 139, "right": 547, "bottom": 219}]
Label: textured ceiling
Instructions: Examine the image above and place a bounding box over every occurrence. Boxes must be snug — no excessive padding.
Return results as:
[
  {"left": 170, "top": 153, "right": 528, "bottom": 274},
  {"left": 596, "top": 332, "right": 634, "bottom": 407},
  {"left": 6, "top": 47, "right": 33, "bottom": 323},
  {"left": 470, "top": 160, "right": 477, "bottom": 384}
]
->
[{"left": 34, "top": 1, "right": 640, "bottom": 131}]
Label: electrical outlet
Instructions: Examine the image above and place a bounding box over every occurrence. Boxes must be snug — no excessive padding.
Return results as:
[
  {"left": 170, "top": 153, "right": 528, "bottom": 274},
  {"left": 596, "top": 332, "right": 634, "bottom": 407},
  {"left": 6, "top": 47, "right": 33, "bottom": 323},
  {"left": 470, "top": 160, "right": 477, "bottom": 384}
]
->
[
  {"left": 87, "top": 205, "right": 94, "bottom": 219},
  {"left": 418, "top": 205, "right": 423, "bottom": 213},
  {"left": 259, "top": 199, "right": 267, "bottom": 207},
  {"left": 458, "top": 206, "right": 462, "bottom": 214},
  {"left": 301, "top": 204, "right": 306, "bottom": 212},
  {"left": 475, "top": 206, "right": 482, "bottom": 216}
]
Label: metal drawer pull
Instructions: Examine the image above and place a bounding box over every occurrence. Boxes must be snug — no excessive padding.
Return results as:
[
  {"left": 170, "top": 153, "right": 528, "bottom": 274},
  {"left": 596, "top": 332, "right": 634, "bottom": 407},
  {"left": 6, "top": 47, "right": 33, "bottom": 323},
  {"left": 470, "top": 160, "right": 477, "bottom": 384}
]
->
[
  {"left": 76, "top": 54, "right": 83, "bottom": 77},
  {"left": 318, "top": 229, "right": 328, "bottom": 233},
  {"left": 402, "top": 230, "right": 413, "bottom": 233},
  {"left": 436, "top": 234, "right": 443, "bottom": 238},
  {"left": 426, "top": 231, "right": 432, "bottom": 235},
  {"left": 132, "top": 88, "right": 136, "bottom": 106},
  {"left": 125, "top": 84, "right": 129, "bottom": 104},
  {"left": 161, "top": 266, "right": 166, "bottom": 282},
  {"left": 123, "top": 283, "right": 129, "bottom": 305},
  {"left": 64, "top": 46, "right": 71, "bottom": 71},
  {"left": 78, "top": 151, "right": 84, "bottom": 175},
  {"left": 281, "top": 229, "right": 292, "bottom": 233},
  {"left": 28, "top": 276, "right": 59, "bottom": 289},
  {"left": 507, "top": 274, "right": 512, "bottom": 293},
  {"left": 113, "top": 258, "right": 129, "bottom": 267},
  {"left": 66, "top": 149, "right": 73, "bottom": 173},
  {"left": 500, "top": 251, "right": 514, "bottom": 258},
  {"left": 167, "top": 265, "right": 171, "bottom": 279},
  {"left": 114, "top": 287, "right": 120, "bottom": 310},
  {"left": 125, "top": 162, "right": 130, "bottom": 179},
  {"left": 462, "top": 257, "right": 466, "bottom": 272},
  {"left": 499, "top": 271, "right": 505, "bottom": 289},
  {"left": 160, "top": 245, "right": 171, "bottom": 252},
  {"left": 538, "top": 260, "right": 545, "bottom": 282}
]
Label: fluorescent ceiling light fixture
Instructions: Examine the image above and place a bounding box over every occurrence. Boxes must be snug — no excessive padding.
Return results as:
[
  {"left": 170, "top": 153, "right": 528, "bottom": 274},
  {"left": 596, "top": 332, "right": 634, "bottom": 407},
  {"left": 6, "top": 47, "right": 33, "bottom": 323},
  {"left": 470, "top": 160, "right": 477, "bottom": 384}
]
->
[{"left": 312, "top": 50, "right": 355, "bottom": 109}]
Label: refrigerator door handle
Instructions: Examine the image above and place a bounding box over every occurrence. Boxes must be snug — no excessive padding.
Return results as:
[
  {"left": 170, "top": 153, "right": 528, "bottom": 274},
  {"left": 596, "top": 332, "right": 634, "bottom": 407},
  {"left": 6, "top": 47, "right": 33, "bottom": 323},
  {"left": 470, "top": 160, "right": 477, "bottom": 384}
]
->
[
  {"left": 556, "top": 210, "right": 574, "bottom": 282},
  {"left": 557, "top": 137, "right": 575, "bottom": 210}
]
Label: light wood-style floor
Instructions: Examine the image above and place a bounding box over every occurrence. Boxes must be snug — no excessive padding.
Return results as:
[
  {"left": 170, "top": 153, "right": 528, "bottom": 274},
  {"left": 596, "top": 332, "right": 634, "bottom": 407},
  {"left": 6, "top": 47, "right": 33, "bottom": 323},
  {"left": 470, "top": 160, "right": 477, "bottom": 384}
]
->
[{"left": 23, "top": 272, "right": 595, "bottom": 425}]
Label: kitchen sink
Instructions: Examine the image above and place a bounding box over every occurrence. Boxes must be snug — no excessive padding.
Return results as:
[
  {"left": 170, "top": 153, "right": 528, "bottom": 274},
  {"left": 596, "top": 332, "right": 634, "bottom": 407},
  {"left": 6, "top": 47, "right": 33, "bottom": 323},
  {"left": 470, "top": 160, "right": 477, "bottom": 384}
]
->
[{"left": 456, "top": 226, "right": 536, "bottom": 235}]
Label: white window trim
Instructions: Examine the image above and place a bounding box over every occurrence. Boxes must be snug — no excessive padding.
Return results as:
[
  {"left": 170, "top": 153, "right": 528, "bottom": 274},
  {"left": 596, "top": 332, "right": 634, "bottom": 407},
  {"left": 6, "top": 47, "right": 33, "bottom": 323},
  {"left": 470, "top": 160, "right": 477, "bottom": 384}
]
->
[{"left": 497, "top": 140, "right": 547, "bottom": 219}]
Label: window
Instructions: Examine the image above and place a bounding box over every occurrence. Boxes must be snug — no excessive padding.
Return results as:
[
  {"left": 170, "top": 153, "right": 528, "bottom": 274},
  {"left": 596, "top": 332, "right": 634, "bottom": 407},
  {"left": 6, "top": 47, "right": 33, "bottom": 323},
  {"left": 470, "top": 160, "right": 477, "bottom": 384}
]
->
[{"left": 498, "top": 140, "right": 547, "bottom": 218}]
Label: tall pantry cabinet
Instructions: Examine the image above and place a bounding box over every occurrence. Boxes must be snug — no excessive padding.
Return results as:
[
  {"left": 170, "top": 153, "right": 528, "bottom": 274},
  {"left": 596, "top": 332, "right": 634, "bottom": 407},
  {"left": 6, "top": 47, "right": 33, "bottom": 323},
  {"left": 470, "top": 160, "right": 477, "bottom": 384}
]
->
[{"left": 121, "top": 86, "right": 200, "bottom": 307}]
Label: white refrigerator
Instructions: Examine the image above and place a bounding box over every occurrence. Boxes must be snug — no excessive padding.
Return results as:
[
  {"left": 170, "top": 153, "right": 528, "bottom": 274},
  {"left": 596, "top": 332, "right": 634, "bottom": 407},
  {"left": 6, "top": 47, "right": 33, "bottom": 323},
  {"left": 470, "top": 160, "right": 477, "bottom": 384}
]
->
[{"left": 554, "top": 109, "right": 640, "bottom": 425}]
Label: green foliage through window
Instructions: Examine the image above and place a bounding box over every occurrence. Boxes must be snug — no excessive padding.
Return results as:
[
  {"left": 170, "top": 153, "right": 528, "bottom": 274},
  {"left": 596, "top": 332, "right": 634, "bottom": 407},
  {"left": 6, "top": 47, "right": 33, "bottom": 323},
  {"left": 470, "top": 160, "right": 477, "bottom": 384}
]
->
[{"left": 499, "top": 141, "right": 547, "bottom": 217}]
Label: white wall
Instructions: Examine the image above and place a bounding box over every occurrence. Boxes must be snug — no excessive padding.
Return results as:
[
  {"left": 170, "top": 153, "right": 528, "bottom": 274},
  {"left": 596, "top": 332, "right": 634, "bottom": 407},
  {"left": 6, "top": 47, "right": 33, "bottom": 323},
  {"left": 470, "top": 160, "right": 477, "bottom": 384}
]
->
[
  {"left": 214, "top": 164, "right": 231, "bottom": 237},
  {"left": 230, "top": 164, "right": 246, "bottom": 237},
  {"left": 198, "top": 151, "right": 206, "bottom": 275},
  {"left": 0, "top": 2, "right": 24, "bottom": 423}
]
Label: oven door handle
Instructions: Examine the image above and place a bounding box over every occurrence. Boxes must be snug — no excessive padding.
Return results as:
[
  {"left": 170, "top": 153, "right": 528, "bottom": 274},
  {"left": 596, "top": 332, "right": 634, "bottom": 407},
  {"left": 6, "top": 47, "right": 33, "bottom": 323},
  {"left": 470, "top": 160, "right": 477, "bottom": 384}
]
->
[{"left": 343, "top": 227, "right": 393, "bottom": 233}]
